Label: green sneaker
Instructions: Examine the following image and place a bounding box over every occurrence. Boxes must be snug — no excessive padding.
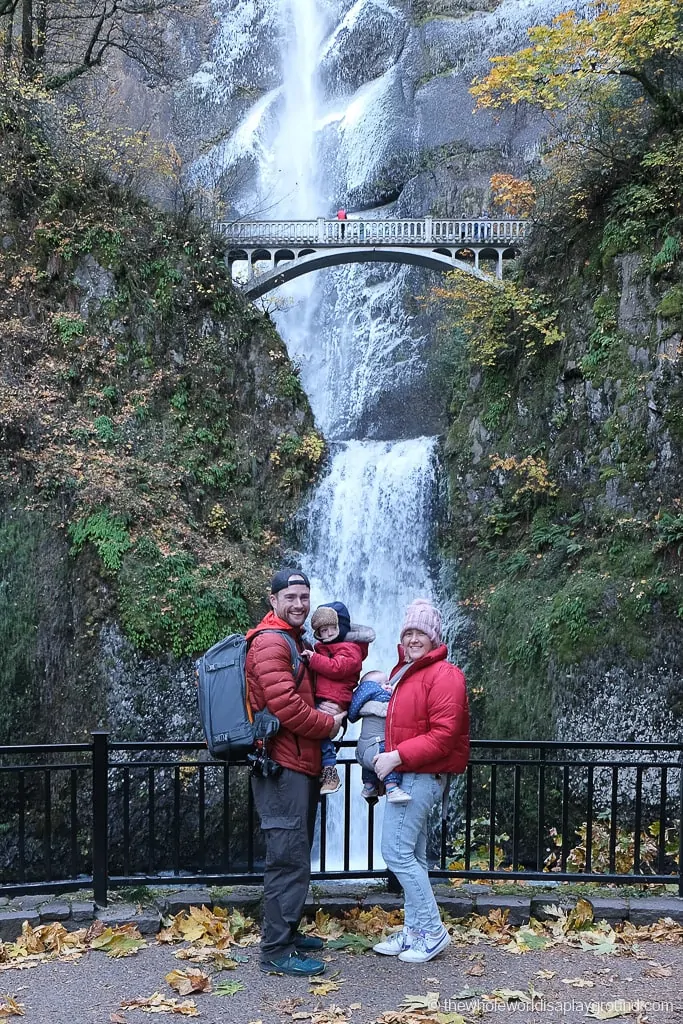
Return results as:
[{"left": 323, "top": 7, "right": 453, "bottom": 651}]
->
[
  {"left": 260, "top": 952, "right": 325, "bottom": 976},
  {"left": 294, "top": 932, "right": 324, "bottom": 952}
]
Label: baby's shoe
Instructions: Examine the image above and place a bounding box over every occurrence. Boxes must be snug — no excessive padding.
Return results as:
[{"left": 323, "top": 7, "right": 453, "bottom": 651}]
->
[
  {"left": 386, "top": 784, "right": 411, "bottom": 804},
  {"left": 361, "top": 782, "right": 379, "bottom": 803},
  {"left": 320, "top": 766, "right": 341, "bottom": 795}
]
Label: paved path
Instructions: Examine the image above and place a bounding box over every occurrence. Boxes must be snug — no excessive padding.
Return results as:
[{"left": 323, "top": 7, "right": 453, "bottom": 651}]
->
[{"left": 4, "top": 935, "right": 683, "bottom": 1023}]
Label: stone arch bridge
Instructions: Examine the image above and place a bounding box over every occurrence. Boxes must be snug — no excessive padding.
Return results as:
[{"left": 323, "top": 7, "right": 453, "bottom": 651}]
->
[{"left": 216, "top": 217, "right": 527, "bottom": 299}]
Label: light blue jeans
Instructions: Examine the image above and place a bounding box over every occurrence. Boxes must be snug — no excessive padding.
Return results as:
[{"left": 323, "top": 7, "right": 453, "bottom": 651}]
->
[{"left": 381, "top": 772, "right": 446, "bottom": 934}]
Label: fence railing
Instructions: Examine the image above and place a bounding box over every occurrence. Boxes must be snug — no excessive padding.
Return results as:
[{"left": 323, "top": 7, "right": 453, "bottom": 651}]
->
[
  {"left": 1, "top": 735, "right": 681, "bottom": 903},
  {"left": 215, "top": 218, "right": 528, "bottom": 247}
]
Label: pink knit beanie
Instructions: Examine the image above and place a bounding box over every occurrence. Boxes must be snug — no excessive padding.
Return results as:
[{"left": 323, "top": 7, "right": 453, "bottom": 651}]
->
[{"left": 400, "top": 599, "right": 442, "bottom": 646}]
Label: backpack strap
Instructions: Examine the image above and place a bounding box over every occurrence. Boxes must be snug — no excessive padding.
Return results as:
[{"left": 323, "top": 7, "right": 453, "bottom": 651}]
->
[{"left": 247, "top": 628, "right": 306, "bottom": 690}]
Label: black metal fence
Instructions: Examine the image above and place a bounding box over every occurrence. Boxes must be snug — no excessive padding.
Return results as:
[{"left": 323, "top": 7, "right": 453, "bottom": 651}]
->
[{"left": 1, "top": 734, "right": 681, "bottom": 903}]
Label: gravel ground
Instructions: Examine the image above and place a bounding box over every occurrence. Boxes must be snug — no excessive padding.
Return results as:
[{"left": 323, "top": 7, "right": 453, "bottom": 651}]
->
[{"left": 3, "top": 935, "right": 683, "bottom": 1024}]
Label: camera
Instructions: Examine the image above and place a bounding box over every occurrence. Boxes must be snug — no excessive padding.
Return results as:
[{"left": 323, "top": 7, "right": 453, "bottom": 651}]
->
[{"left": 247, "top": 749, "right": 282, "bottom": 779}]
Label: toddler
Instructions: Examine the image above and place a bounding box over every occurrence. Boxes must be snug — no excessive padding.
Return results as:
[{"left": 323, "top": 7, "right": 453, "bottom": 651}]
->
[
  {"left": 301, "top": 602, "right": 375, "bottom": 795},
  {"left": 347, "top": 669, "right": 411, "bottom": 805}
]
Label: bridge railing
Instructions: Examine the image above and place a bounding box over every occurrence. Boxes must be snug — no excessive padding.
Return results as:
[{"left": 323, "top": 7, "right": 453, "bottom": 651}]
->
[
  {"left": 215, "top": 218, "right": 528, "bottom": 247},
  {"left": 1, "top": 735, "right": 681, "bottom": 903}
]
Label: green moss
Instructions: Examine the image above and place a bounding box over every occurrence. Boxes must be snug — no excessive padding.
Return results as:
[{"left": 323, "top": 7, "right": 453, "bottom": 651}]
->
[
  {"left": 657, "top": 284, "right": 683, "bottom": 321},
  {"left": 118, "top": 537, "right": 250, "bottom": 657}
]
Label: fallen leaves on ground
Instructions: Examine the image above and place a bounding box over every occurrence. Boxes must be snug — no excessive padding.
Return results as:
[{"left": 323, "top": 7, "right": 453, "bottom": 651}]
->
[
  {"left": 0, "top": 995, "right": 24, "bottom": 1018},
  {"left": 157, "top": 905, "right": 258, "bottom": 963},
  {"left": 165, "top": 969, "right": 211, "bottom": 996},
  {"left": 309, "top": 977, "right": 342, "bottom": 997},
  {"left": 562, "top": 977, "right": 595, "bottom": 987},
  {"left": 399, "top": 993, "right": 441, "bottom": 1012},
  {"left": 88, "top": 923, "right": 146, "bottom": 958},
  {"left": 0, "top": 920, "right": 146, "bottom": 970},
  {"left": 120, "top": 993, "right": 199, "bottom": 1016},
  {"left": 326, "top": 935, "right": 375, "bottom": 954},
  {"left": 174, "top": 946, "right": 240, "bottom": 969},
  {"left": 213, "top": 979, "right": 245, "bottom": 996},
  {"left": 642, "top": 960, "right": 672, "bottom": 977}
]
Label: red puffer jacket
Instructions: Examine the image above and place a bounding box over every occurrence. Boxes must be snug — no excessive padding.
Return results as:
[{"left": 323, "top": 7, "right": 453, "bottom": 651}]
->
[
  {"left": 386, "top": 644, "right": 469, "bottom": 774},
  {"left": 245, "top": 612, "right": 334, "bottom": 777},
  {"left": 308, "top": 625, "right": 374, "bottom": 709}
]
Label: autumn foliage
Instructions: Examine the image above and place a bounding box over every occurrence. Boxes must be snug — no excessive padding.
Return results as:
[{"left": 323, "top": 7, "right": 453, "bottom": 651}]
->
[
  {"left": 489, "top": 174, "right": 536, "bottom": 217},
  {"left": 472, "top": 0, "right": 683, "bottom": 128}
]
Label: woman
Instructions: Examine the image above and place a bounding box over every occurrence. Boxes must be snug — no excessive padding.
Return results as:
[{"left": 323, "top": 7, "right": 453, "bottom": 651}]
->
[{"left": 372, "top": 598, "right": 469, "bottom": 964}]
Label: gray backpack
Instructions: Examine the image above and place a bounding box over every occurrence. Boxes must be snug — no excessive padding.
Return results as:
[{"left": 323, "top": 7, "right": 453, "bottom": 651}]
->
[{"left": 196, "top": 629, "right": 303, "bottom": 761}]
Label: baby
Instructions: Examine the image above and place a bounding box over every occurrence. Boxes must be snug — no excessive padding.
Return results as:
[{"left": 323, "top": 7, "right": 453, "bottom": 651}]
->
[
  {"left": 301, "top": 602, "right": 375, "bottom": 795},
  {"left": 347, "top": 669, "right": 411, "bottom": 804}
]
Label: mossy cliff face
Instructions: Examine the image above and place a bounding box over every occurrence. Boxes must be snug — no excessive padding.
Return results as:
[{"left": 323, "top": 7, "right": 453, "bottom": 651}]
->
[
  {"left": 0, "top": 96, "right": 323, "bottom": 743},
  {"left": 441, "top": 179, "right": 683, "bottom": 743}
]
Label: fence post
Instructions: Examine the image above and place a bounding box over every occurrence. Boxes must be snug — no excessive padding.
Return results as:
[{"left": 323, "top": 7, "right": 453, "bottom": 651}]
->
[
  {"left": 424, "top": 216, "right": 433, "bottom": 242},
  {"left": 92, "top": 731, "right": 109, "bottom": 906}
]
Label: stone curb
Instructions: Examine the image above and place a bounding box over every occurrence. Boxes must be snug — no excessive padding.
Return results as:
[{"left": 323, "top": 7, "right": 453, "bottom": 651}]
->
[{"left": 1, "top": 888, "right": 682, "bottom": 942}]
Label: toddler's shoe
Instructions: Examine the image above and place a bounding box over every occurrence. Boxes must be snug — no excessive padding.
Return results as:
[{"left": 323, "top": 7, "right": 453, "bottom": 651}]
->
[
  {"left": 320, "top": 766, "right": 341, "bottom": 794},
  {"left": 386, "top": 784, "right": 411, "bottom": 804},
  {"left": 361, "top": 782, "right": 379, "bottom": 802}
]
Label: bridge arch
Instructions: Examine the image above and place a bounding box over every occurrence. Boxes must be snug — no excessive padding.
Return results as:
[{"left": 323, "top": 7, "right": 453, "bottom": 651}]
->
[{"left": 238, "top": 245, "right": 495, "bottom": 299}]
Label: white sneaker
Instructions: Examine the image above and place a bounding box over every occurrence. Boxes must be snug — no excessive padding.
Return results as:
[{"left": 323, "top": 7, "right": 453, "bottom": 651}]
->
[
  {"left": 373, "top": 928, "right": 415, "bottom": 956},
  {"left": 386, "top": 785, "right": 411, "bottom": 804},
  {"left": 397, "top": 926, "right": 450, "bottom": 963}
]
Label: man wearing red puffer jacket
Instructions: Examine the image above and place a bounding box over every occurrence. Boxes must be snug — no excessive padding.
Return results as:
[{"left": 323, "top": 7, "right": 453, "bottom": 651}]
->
[
  {"left": 246, "top": 570, "right": 345, "bottom": 978},
  {"left": 300, "top": 601, "right": 375, "bottom": 795}
]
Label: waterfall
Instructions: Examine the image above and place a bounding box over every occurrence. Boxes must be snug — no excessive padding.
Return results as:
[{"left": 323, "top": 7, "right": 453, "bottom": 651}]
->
[
  {"left": 305, "top": 439, "right": 438, "bottom": 671},
  {"left": 195, "top": 0, "right": 442, "bottom": 869}
]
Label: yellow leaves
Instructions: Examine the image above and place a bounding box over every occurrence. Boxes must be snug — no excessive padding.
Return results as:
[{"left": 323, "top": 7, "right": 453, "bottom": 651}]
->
[
  {"left": 0, "top": 996, "right": 25, "bottom": 1018},
  {"left": 165, "top": 969, "right": 212, "bottom": 996},
  {"left": 157, "top": 905, "right": 257, "bottom": 950},
  {"left": 489, "top": 454, "right": 559, "bottom": 503},
  {"left": 568, "top": 897, "right": 596, "bottom": 931},
  {"left": 0, "top": 921, "right": 148, "bottom": 972},
  {"left": 399, "top": 993, "right": 441, "bottom": 1012},
  {"left": 0, "top": 921, "right": 86, "bottom": 970},
  {"left": 120, "top": 993, "right": 199, "bottom": 1016},
  {"left": 88, "top": 924, "right": 146, "bottom": 958},
  {"left": 489, "top": 174, "right": 536, "bottom": 217},
  {"left": 309, "top": 977, "right": 342, "bottom": 996},
  {"left": 471, "top": 0, "right": 683, "bottom": 122},
  {"left": 561, "top": 976, "right": 595, "bottom": 987},
  {"left": 430, "top": 271, "right": 563, "bottom": 370},
  {"left": 338, "top": 907, "right": 404, "bottom": 938}
]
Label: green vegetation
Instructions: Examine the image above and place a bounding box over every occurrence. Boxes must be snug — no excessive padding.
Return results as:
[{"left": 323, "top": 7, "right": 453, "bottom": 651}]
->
[
  {"left": 433, "top": 0, "right": 683, "bottom": 740},
  {"left": 0, "top": 83, "right": 317, "bottom": 739}
]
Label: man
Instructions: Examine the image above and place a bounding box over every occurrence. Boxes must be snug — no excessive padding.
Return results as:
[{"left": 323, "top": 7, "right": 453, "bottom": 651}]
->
[
  {"left": 245, "top": 569, "right": 345, "bottom": 977},
  {"left": 336, "top": 207, "right": 347, "bottom": 239}
]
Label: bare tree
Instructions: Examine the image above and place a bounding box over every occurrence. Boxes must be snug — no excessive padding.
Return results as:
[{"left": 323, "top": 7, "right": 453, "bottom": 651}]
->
[{"left": 1, "top": 0, "right": 189, "bottom": 89}]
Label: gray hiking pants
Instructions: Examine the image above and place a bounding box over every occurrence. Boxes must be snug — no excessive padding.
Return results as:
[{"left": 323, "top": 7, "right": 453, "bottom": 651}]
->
[{"left": 251, "top": 767, "right": 320, "bottom": 962}]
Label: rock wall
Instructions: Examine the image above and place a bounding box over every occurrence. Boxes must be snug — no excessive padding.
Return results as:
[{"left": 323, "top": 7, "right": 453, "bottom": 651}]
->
[
  {"left": 440, "top": 203, "right": 683, "bottom": 744},
  {"left": 0, "top": 92, "right": 321, "bottom": 743}
]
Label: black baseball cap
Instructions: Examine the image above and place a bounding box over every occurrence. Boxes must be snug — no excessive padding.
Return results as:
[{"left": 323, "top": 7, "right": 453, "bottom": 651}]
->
[{"left": 270, "top": 568, "right": 311, "bottom": 594}]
